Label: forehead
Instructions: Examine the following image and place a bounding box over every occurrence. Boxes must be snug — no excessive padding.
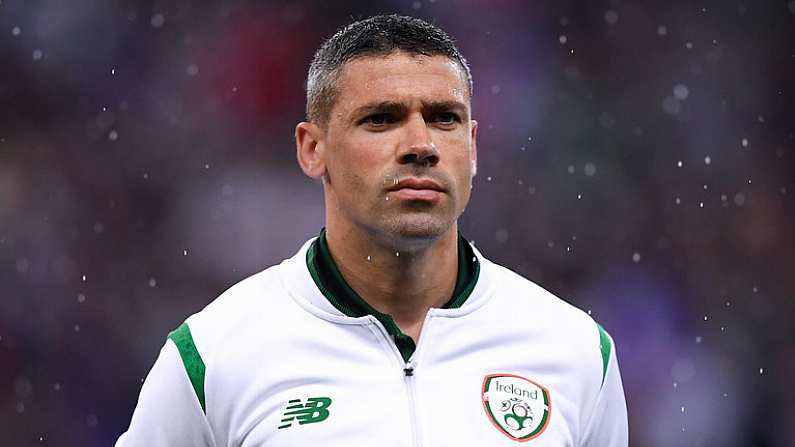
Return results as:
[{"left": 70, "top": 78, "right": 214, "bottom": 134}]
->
[{"left": 332, "top": 52, "right": 470, "bottom": 117}]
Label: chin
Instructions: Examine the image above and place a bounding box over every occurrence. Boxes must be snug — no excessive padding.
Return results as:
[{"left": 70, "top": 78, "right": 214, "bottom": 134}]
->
[{"left": 378, "top": 215, "right": 455, "bottom": 250}]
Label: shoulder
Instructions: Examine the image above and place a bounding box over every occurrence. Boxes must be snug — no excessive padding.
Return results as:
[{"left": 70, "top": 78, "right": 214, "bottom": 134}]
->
[
  {"left": 175, "top": 261, "right": 298, "bottom": 364},
  {"left": 479, "top": 258, "right": 609, "bottom": 375},
  {"left": 485, "top": 260, "right": 597, "bottom": 334}
]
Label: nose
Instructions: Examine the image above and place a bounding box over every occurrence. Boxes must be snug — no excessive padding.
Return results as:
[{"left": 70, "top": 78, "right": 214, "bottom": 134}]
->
[{"left": 398, "top": 114, "right": 439, "bottom": 167}]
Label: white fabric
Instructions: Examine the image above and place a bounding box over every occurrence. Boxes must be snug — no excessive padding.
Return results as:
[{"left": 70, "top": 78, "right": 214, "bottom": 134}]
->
[{"left": 117, "top": 237, "right": 628, "bottom": 446}]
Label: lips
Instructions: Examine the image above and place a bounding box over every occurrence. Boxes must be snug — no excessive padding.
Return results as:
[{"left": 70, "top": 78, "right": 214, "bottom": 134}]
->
[
  {"left": 386, "top": 178, "right": 445, "bottom": 202},
  {"left": 387, "top": 178, "right": 445, "bottom": 192}
]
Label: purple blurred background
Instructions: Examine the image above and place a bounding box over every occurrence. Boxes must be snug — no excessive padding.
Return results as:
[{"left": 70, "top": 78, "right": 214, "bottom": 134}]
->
[{"left": 1, "top": 0, "right": 794, "bottom": 445}]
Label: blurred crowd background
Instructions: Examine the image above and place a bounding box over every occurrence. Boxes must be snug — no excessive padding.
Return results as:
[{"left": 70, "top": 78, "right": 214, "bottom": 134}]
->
[{"left": 1, "top": 0, "right": 793, "bottom": 445}]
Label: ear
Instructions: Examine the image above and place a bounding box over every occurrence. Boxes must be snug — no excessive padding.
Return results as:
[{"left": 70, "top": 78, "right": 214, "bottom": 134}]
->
[
  {"left": 469, "top": 119, "right": 478, "bottom": 177},
  {"left": 295, "top": 121, "right": 326, "bottom": 180}
]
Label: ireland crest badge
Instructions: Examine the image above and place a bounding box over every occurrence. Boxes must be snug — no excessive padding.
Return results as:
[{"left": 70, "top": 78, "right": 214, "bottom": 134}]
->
[{"left": 481, "top": 373, "right": 551, "bottom": 442}]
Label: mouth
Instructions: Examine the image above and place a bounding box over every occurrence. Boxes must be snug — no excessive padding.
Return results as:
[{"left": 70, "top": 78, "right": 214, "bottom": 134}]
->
[{"left": 386, "top": 178, "right": 445, "bottom": 202}]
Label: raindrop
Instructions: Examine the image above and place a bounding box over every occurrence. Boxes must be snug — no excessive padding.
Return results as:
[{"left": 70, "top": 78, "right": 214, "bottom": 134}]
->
[
  {"left": 186, "top": 64, "right": 199, "bottom": 77},
  {"left": 741, "top": 138, "right": 749, "bottom": 147},
  {"left": 12, "top": 26, "right": 21, "bottom": 36},
  {"left": 82, "top": 275, "right": 86, "bottom": 282},
  {"left": 151, "top": 14, "right": 165, "bottom": 28},
  {"left": 559, "top": 35, "right": 568, "bottom": 44},
  {"left": 662, "top": 97, "right": 680, "bottom": 115},
  {"left": 567, "top": 165, "right": 575, "bottom": 174},
  {"left": 183, "top": 249, "right": 188, "bottom": 256},
  {"left": 676, "top": 160, "right": 683, "bottom": 167},
  {"left": 32, "top": 49, "right": 43, "bottom": 61},
  {"left": 77, "top": 294, "right": 86, "bottom": 303},
  {"left": 704, "top": 156, "right": 711, "bottom": 165},
  {"left": 366, "top": 255, "right": 371, "bottom": 262},
  {"left": 148, "top": 278, "right": 157, "bottom": 287},
  {"left": 733, "top": 193, "right": 745, "bottom": 206},
  {"left": 673, "top": 84, "right": 689, "bottom": 100},
  {"left": 675, "top": 197, "right": 681, "bottom": 205},
  {"left": 395, "top": 252, "right": 400, "bottom": 257},
  {"left": 695, "top": 336, "right": 702, "bottom": 343},
  {"left": 584, "top": 162, "right": 597, "bottom": 176},
  {"left": 74, "top": 324, "right": 80, "bottom": 332},
  {"left": 759, "top": 367, "right": 764, "bottom": 375},
  {"left": 111, "top": 68, "right": 116, "bottom": 75},
  {"left": 604, "top": 10, "right": 619, "bottom": 25},
  {"left": 577, "top": 194, "right": 582, "bottom": 200},
  {"left": 657, "top": 25, "right": 667, "bottom": 36},
  {"left": 703, "top": 315, "right": 709, "bottom": 321},
  {"left": 685, "top": 42, "right": 693, "bottom": 49},
  {"left": 681, "top": 406, "right": 685, "bottom": 413},
  {"left": 108, "top": 130, "right": 118, "bottom": 141},
  {"left": 632, "top": 252, "right": 641, "bottom": 263}
]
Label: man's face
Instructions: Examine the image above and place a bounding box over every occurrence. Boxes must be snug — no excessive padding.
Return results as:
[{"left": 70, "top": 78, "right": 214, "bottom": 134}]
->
[{"left": 316, "top": 51, "right": 477, "bottom": 247}]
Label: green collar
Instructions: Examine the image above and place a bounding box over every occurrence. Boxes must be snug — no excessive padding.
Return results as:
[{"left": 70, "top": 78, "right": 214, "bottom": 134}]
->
[{"left": 306, "top": 228, "right": 480, "bottom": 362}]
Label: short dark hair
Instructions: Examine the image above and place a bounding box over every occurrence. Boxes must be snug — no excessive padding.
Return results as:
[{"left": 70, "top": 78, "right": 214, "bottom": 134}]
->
[{"left": 306, "top": 14, "right": 472, "bottom": 126}]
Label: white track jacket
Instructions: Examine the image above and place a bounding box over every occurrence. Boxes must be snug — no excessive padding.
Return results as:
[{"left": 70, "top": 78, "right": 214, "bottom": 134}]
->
[{"left": 117, "top": 232, "right": 628, "bottom": 446}]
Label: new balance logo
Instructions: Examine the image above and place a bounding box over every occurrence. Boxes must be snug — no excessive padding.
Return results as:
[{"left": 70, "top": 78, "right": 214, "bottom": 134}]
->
[{"left": 278, "top": 397, "right": 332, "bottom": 429}]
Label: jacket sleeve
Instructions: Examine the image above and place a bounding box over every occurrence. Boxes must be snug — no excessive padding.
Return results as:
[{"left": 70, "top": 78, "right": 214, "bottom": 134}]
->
[
  {"left": 115, "top": 334, "right": 217, "bottom": 447},
  {"left": 579, "top": 327, "right": 629, "bottom": 447}
]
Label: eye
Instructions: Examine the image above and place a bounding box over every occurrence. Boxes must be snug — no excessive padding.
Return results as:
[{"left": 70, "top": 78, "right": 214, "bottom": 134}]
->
[
  {"left": 362, "top": 113, "right": 391, "bottom": 126},
  {"left": 432, "top": 112, "right": 460, "bottom": 125}
]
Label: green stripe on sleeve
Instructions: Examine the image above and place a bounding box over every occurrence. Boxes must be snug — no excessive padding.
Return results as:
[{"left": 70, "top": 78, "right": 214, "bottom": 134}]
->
[
  {"left": 596, "top": 323, "right": 612, "bottom": 386},
  {"left": 168, "top": 322, "right": 206, "bottom": 413}
]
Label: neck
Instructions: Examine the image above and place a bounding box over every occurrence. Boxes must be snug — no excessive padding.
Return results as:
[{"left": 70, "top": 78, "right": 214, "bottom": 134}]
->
[{"left": 324, "top": 222, "right": 459, "bottom": 341}]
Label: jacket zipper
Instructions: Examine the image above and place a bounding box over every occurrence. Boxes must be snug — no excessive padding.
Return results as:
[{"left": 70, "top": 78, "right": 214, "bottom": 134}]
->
[
  {"left": 403, "top": 359, "right": 422, "bottom": 447},
  {"left": 371, "top": 317, "right": 427, "bottom": 447}
]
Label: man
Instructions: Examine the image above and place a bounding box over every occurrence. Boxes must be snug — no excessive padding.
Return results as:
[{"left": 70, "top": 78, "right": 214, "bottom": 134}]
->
[{"left": 117, "top": 14, "right": 628, "bottom": 446}]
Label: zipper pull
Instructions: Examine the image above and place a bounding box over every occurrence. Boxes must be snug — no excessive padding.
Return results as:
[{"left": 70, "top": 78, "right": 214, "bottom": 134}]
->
[{"left": 404, "top": 360, "right": 415, "bottom": 377}]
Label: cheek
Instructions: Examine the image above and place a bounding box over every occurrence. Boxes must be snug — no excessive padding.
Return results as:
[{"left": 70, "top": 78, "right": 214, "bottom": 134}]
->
[{"left": 331, "top": 141, "right": 388, "bottom": 191}]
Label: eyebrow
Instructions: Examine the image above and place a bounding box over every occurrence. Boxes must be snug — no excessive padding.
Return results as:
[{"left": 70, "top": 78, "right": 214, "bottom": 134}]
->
[{"left": 351, "top": 100, "right": 468, "bottom": 120}]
